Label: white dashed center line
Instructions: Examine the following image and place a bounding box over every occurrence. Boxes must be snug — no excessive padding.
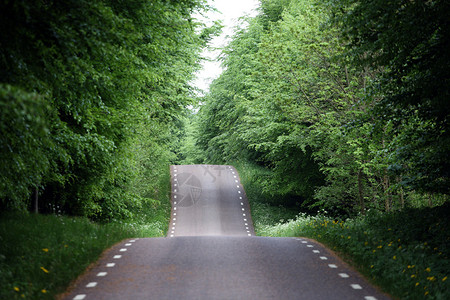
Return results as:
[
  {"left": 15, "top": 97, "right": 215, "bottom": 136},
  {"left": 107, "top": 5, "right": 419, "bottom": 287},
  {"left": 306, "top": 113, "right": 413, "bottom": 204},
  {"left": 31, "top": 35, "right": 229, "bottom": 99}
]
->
[
  {"left": 73, "top": 295, "right": 86, "bottom": 300},
  {"left": 97, "top": 272, "right": 107, "bottom": 277}
]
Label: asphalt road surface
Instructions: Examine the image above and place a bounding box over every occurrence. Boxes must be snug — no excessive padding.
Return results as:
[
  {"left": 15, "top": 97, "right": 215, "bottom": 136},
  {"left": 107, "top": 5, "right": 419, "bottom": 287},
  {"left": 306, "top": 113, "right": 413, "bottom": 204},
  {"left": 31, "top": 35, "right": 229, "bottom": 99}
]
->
[{"left": 62, "top": 165, "right": 390, "bottom": 300}]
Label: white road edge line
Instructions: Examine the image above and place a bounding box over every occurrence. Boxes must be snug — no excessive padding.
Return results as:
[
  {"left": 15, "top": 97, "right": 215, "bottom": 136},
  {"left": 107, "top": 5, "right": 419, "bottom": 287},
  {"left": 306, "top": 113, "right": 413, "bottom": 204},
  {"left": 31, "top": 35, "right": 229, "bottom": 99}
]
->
[
  {"left": 328, "top": 264, "right": 338, "bottom": 268},
  {"left": 351, "top": 284, "right": 363, "bottom": 290},
  {"left": 86, "top": 282, "right": 97, "bottom": 288}
]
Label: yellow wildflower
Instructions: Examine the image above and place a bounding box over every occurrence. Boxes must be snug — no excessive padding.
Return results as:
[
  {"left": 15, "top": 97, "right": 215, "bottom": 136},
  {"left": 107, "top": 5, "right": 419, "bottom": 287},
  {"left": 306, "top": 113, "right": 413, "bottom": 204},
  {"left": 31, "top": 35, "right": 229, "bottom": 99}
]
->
[
  {"left": 411, "top": 274, "right": 417, "bottom": 278},
  {"left": 14, "top": 287, "right": 20, "bottom": 292},
  {"left": 425, "top": 291, "right": 429, "bottom": 296},
  {"left": 393, "top": 256, "right": 396, "bottom": 260},
  {"left": 427, "top": 276, "right": 435, "bottom": 281},
  {"left": 415, "top": 282, "right": 420, "bottom": 287},
  {"left": 40, "top": 267, "right": 49, "bottom": 273},
  {"left": 377, "top": 245, "right": 383, "bottom": 249},
  {"left": 42, "top": 289, "right": 47, "bottom": 293},
  {"left": 425, "top": 267, "right": 431, "bottom": 272},
  {"left": 42, "top": 248, "right": 49, "bottom": 252},
  {"left": 442, "top": 276, "right": 448, "bottom": 282}
]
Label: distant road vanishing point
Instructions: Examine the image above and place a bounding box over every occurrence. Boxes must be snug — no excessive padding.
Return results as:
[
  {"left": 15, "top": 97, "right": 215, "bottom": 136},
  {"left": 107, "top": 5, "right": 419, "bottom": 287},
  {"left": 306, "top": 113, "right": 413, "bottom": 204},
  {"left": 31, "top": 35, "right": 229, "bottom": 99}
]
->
[{"left": 63, "top": 165, "right": 390, "bottom": 300}]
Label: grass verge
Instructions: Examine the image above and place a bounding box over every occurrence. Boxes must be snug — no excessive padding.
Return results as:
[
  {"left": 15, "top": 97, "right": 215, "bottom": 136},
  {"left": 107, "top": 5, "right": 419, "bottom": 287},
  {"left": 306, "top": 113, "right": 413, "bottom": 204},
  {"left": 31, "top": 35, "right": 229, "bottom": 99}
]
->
[
  {"left": 258, "top": 205, "right": 450, "bottom": 299},
  {"left": 234, "top": 160, "right": 449, "bottom": 298},
  {"left": 0, "top": 211, "right": 168, "bottom": 300},
  {"left": 232, "top": 161, "right": 298, "bottom": 233}
]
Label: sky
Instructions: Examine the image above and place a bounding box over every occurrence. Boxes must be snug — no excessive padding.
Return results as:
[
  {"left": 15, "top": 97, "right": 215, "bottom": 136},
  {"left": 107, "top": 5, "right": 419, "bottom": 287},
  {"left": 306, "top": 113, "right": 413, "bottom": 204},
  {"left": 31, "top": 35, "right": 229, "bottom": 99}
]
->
[{"left": 192, "top": 0, "right": 260, "bottom": 94}]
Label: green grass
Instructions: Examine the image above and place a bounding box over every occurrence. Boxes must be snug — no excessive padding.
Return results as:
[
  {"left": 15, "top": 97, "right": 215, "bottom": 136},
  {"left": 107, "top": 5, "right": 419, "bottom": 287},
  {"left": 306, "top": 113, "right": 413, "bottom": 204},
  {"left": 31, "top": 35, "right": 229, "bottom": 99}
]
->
[
  {"left": 0, "top": 165, "right": 172, "bottom": 300},
  {"left": 257, "top": 205, "right": 450, "bottom": 299},
  {"left": 234, "top": 160, "right": 450, "bottom": 298},
  {"left": 0, "top": 210, "right": 168, "bottom": 300},
  {"left": 232, "top": 161, "right": 299, "bottom": 233}
]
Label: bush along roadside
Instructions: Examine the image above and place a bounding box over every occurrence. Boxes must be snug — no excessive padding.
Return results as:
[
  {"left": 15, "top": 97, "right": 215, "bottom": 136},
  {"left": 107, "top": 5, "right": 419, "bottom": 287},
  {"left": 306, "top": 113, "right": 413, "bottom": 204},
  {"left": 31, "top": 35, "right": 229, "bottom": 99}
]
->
[
  {"left": 258, "top": 204, "right": 450, "bottom": 299},
  {"left": 0, "top": 212, "right": 167, "bottom": 300}
]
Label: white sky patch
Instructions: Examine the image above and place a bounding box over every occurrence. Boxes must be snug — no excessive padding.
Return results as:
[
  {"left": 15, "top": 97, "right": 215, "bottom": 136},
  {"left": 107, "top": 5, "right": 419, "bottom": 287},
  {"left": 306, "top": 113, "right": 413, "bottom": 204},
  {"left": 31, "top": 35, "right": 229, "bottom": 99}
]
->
[{"left": 192, "top": 0, "right": 260, "bottom": 94}]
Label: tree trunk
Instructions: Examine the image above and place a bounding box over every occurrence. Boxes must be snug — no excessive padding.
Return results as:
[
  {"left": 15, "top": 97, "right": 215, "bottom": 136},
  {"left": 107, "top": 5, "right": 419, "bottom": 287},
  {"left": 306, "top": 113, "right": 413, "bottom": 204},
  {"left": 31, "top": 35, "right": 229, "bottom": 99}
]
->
[
  {"left": 399, "top": 188, "right": 405, "bottom": 209},
  {"left": 358, "top": 168, "right": 365, "bottom": 214},
  {"left": 383, "top": 171, "right": 391, "bottom": 212},
  {"left": 397, "top": 176, "right": 405, "bottom": 209},
  {"left": 33, "top": 187, "right": 39, "bottom": 213}
]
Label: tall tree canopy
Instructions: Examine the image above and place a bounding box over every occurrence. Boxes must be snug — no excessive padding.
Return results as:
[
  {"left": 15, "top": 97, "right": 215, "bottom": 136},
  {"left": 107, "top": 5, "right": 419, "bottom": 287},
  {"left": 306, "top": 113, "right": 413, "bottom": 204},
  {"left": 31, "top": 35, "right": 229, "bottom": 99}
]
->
[
  {"left": 333, "top": 0, "right": 450, "bottom": 194},
  {"left": 0, "top": 0, "right": 215, "bottom": 219},
  {"left": 192, "top": 0, "right": 448, "bottom": 216}
]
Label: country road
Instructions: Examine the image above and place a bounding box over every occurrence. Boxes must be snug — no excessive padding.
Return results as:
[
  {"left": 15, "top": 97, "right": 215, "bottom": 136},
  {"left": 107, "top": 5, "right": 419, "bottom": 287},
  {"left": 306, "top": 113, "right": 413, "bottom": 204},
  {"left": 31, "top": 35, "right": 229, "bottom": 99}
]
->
[{"left": 63, "top": 165, "right": 390, "bottom": 300}]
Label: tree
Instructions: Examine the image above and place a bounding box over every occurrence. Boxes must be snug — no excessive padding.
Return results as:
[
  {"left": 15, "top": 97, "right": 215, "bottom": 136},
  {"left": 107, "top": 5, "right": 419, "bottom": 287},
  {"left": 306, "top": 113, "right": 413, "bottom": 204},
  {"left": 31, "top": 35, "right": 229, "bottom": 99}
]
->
[
  {"left": 334, "top": 0, "right": 450, "bottom": 194},
  {"left": 0, "top": 0, "right": 212, "bottom": 218}
]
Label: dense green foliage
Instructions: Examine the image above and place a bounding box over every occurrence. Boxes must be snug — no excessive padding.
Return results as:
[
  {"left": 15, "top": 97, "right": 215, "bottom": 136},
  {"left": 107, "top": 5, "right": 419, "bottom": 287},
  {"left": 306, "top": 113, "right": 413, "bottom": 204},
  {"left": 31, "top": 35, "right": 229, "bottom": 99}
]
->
[
  {"left": 334, "top": 0, "right": 450, "bottom": 195},
  {"left": 188, "top": 0, "right": 449, "bottom": 216},
  {"left": 0, "top": 212, "right": 165, "bottom": 299},
  {"left": 0, "top": 0, "right": 215, "bottom": 219},
  {"left": 258, "top": 205, "right": 450, "bottom": 299}
]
